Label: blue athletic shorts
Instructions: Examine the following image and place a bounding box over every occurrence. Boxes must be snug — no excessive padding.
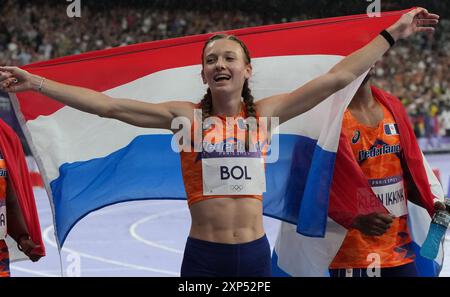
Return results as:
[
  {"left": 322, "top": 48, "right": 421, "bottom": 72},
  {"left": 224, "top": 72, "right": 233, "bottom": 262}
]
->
[{"left": 180, "top": 234, "right": 271, "bottom": 277}]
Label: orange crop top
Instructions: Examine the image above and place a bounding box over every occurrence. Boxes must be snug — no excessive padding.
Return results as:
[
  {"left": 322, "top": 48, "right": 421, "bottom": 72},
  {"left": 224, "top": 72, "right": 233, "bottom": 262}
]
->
[{"left": 179, "top": 104, "right": 269, "bottom": 207}]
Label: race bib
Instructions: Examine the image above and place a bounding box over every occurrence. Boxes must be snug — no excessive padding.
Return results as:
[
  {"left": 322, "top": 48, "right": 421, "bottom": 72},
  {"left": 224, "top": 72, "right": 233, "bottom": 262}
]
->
[
  {"left": 202, "top": 153, "right": 266, "bottom": 196},
  {"left": 0, "top": 200, "right": 6, "bottom": 239},
  {"left": 370, "top": 176, "right": 408, "bottom": 217}
]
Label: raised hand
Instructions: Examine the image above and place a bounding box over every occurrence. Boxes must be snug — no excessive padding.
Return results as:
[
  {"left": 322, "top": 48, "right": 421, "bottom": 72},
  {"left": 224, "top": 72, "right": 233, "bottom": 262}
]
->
[{"left": 387, "top": 7, "right": 439, "bottom": 41}]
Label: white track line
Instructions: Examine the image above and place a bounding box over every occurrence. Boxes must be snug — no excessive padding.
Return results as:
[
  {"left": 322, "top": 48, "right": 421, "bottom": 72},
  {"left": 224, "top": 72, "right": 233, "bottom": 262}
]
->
[
  {"left": 43, "top": 225, "right": 179, "bottom": 276},
  {"left": 10, "top": 264, "right": 59, "bottom": 277},
  {"left": 129, "top": 208, "right": 187, "bottom": 254}
]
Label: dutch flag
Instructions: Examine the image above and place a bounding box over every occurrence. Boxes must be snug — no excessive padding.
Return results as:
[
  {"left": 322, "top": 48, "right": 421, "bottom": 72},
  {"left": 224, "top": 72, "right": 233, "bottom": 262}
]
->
[{"left": 10, "top": 9, "right": 438, "bottom": 276}]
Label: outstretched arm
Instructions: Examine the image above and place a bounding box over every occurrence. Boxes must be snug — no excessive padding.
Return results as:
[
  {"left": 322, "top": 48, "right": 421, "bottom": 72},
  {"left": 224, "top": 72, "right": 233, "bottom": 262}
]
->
[
  {"left": 257, "top": 8, "right": 439, "bottom": 124},
  {"left": 0, "top": 66, "right": 194, "bottom": 130}
]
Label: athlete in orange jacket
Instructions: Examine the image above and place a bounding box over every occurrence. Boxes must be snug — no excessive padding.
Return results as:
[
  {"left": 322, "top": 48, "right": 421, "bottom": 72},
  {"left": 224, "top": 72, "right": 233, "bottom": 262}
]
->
[{"left": 329, "top": 71, "right": 445, "bottom": 277}]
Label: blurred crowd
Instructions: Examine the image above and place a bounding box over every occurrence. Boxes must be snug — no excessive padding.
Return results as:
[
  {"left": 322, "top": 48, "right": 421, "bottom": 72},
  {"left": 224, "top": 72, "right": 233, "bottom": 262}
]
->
[
  {"left": 0, "top": 0, "right": 449, "bottom": 141},
  {"left": 373, "top": 23, "right": 450, "bottom": 141}
]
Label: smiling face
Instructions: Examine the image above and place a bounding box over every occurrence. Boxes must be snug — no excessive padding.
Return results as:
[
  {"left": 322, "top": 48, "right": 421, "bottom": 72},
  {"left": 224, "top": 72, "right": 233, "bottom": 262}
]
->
[{"left": 201, "top": 37, "right": 252, "bottom": 95}]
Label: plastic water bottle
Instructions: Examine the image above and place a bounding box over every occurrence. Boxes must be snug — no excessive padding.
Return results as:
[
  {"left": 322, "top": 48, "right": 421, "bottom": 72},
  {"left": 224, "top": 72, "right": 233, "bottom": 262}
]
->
[{"left": 420, "top": 204, "right": 450, "bottom": 260}]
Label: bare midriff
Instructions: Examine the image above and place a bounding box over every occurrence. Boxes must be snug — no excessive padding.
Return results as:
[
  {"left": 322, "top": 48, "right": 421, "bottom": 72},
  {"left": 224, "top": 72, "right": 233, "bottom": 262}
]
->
[{"left": 188, "top": 197, "right": 264, "bottom": 244}]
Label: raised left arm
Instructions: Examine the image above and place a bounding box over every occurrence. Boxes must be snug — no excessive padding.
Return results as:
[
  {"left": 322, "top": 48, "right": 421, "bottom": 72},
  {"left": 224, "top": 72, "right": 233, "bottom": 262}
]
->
[{"left": 256, "top": 8, "right": 439, "bottom": 124}]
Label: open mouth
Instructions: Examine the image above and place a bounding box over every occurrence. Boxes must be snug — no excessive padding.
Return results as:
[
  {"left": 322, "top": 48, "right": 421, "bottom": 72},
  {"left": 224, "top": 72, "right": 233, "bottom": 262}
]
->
[{"left": 213, "top": 74, "right": 231, "bottom": 82}]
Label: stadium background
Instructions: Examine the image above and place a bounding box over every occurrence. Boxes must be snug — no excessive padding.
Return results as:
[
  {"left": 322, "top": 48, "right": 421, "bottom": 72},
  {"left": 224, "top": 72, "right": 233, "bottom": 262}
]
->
[{"left": 0, "top": 0, "right": 449, "bottom": 276}]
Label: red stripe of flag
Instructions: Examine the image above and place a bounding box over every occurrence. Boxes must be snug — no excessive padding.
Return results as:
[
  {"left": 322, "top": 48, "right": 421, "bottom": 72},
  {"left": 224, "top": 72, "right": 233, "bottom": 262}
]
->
[{"left": 17, "top": 9, "right": 409, "bottom": 121}]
